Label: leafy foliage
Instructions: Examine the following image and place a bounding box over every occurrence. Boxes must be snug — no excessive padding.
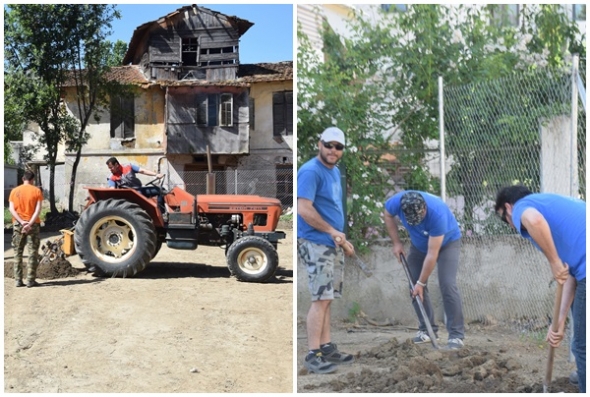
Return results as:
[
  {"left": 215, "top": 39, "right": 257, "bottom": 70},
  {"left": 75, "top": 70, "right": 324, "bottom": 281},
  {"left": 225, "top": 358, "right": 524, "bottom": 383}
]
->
[
  {"left": 4, "top": 4, "right": 122, "bottom": 213},
  {"left": 297, "top": 5, "right": 585, "bottom": 247}
]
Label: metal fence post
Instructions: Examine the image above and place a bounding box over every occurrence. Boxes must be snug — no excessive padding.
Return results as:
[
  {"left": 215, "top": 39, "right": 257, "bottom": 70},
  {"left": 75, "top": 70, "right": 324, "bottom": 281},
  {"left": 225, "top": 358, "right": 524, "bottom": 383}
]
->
[
  {"left": 570, "top": 54, "right": 579, "bottom": 198},
  {"left": 438, "top": 76, "right": 446, "bottom": 202}
]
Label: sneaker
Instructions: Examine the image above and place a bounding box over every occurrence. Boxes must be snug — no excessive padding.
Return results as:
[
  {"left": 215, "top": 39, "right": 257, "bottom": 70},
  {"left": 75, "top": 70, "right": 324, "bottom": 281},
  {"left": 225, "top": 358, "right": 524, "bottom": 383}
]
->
[
  {"left": 320, "top": 343, "right": 354, "bottom": 364},
  {"left": 412, "top": 330, "right": 439, "bottom": 344},
  {"left": 15, "top": 280, "right": 24, "bottom": 287},
  {"left": 569, "top": 370, "right": 578, "bottom": 385},
  {"left": 26, "top": 280, "right": 40, "bottom": 288},
  {"left": 304, "top": 352, "right": 338, "bottom": 374},
  {"left": 448, "top": 338, "right": 464, "bottom": 350}
]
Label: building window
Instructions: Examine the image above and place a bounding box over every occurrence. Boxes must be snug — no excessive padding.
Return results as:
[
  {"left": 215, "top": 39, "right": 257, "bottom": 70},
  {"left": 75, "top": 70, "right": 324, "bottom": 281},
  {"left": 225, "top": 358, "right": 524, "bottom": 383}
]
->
[
  {"left": 182, "top": 37, "right": 199, "bottom": 66},
  {"left": 249, "top": 98, "right": 255, "bottom": 130},
  {"left": 199, "top": 46, "right": 238, "bottom": 67},
  {"left": 272, "top": 91, "right": 293, "bottom": 136},
  {"left": 381, "top": 4, "right": 407, "bottom": 13},
  {"left": 110, "top": 95, "right": 135, "bottom": 139},
  {"left": 219, "top": 93, "right": 233, "bottom": 127},
  {"left": 488, "top": 5, "right": 519, "bottom": 27},
  {"left": 573, "top": 4, "right": 586, "bottom": 21},
  {"left": 196, "top": 93, "right": 233, "bottom": 127}
]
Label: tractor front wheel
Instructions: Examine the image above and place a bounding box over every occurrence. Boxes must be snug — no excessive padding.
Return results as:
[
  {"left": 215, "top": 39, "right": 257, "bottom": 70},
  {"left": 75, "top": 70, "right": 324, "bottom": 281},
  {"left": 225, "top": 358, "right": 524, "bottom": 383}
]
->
[
  {"left": 74, "top": 198, "right": 157, "bottom": 277},
  {"left": 226, "top": 236, "right": 279, "bottom": 283}
]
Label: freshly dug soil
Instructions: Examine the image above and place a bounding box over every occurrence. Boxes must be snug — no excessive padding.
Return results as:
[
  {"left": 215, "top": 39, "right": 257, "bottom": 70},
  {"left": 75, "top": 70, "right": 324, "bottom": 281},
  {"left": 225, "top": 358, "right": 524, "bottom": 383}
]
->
[
  {"left": 298, "top": 327, "right": 579, "bottom": 393},
  {"left": 300, "top": 337, "right": 578, "bottom": 393},
  {"left": 5, "top": 259, "right": 80, "bottom": 280}
]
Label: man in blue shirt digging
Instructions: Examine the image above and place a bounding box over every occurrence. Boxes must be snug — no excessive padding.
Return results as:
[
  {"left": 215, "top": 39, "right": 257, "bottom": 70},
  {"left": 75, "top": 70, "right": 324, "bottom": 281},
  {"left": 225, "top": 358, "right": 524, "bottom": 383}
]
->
[{"left": 495, "top": 185, "right": 585, "bottom": 393}]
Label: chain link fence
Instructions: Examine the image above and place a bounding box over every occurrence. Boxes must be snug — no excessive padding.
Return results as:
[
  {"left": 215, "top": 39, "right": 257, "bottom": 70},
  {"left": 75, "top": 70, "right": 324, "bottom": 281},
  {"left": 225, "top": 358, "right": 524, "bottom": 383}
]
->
[
  {"left": 13, "top": 168, "right": 293, "bottom": 215},
  {"left": 169, "top": 169, "right": 294, "bottom": 210},
  {"left": 441, "top": 62, "right": 585, "bottom": 338}
]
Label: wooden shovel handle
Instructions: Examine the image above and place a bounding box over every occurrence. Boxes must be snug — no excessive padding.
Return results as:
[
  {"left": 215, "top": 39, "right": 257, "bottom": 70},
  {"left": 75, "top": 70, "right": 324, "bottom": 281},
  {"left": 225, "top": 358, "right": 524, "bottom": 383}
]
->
[{"left": 544, "top": 282, "right": 564, "bottom": 389}]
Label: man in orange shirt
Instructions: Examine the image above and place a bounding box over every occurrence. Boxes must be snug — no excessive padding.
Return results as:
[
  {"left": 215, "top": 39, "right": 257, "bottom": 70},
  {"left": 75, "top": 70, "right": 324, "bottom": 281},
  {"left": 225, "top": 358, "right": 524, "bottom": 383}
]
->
[{"left": 9, "top": 170, "right": 44, "bottom": 287}]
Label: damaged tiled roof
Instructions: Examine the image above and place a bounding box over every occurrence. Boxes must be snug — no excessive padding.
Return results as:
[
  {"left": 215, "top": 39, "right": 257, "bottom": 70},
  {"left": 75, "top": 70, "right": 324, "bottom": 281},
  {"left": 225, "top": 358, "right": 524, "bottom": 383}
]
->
[
  {"left": 63, "top": 61, "right": 292, "bottom": 88},
  {"left": 106, "top": 66, "right": 150, "bottom": 85},
  {"left": 158, "top": 61, "right": 293, "bottom": 87},
  {"left": 238, "top": 61, "right": 293, "bottom": 82}
]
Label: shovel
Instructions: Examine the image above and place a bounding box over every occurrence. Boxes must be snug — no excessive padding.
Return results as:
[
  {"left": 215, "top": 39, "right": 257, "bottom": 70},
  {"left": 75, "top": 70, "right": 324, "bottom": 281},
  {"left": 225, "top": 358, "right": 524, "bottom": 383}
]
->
[
  {"left": 543, "top": 281, "right": 564, "bottom": 393},
  {"left": 400, "top": 253, "right": 439, "bottom": 349}
]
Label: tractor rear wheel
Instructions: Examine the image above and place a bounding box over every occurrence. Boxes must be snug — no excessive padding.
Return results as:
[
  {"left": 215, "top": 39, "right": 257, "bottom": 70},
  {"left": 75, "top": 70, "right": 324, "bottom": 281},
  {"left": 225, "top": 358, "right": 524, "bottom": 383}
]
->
[
  {"left": 74, "top": 198, "right": 157, "bottom": 277},
  {"left": 226, "top": 236, "right": 278, "bottom": 283}
]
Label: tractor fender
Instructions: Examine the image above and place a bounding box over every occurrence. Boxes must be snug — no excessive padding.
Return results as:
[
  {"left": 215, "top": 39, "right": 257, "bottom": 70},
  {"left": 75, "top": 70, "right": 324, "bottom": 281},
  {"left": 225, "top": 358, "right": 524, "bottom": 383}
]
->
[{"left": 84, "top": 187, "right": 165, "bottom": 228}]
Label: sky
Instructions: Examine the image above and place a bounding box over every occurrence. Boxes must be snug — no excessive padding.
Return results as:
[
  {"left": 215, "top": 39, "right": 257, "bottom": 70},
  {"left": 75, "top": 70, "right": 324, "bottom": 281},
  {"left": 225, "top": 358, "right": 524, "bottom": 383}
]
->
[{"left": 109, "top": 4, "right": 294, "bottom": 64}]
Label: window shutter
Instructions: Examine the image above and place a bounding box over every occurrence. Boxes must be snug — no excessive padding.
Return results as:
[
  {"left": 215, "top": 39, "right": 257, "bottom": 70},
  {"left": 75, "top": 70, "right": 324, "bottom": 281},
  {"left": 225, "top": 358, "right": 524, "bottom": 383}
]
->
[
  {"left": 273, "top": 92, "right": 285, "bottom": 136},
  {"left": 122, "top": 96, "right": 135, "bottom": 138},
  {"left": 285, "top": 92, "right": 293, "bottom": 135},
  {"left": 208, "top": 94, "right": 218, "bottom": 126},
  {"left": 196, "top": 94, "right": 208, "bottom": 126}
]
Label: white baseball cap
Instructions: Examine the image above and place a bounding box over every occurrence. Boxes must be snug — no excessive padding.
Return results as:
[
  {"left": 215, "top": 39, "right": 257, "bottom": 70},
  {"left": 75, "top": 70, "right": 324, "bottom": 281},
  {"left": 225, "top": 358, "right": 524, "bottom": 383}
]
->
[{"left": 320, "top": 127, "right": 345, "bottom": 146}]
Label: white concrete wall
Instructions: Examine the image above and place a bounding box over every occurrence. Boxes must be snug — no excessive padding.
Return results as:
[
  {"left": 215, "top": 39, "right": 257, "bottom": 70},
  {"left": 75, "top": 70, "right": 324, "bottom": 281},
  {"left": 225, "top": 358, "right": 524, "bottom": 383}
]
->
[{"left": 297, "top": 236, "right": 555, "bottom": 327}]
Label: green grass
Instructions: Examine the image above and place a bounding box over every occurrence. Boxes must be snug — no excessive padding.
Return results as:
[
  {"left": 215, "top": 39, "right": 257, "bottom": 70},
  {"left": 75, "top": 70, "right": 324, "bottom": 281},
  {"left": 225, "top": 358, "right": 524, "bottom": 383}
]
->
[
  {"left": 347, "top": 301, "right": 362, "bottom": 323},
  {"left": 4, "top": 207, "right": 11, "bottom": 224},
  {"left": 280, "top": 212, "right": 293, "bottom": 221}
]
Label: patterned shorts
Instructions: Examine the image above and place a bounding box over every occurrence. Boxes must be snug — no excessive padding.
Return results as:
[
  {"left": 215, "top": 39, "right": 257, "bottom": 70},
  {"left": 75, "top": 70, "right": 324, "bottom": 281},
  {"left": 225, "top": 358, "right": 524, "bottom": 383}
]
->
[{"left": 297, "top": 238, "right": 344, "bottom": 301}]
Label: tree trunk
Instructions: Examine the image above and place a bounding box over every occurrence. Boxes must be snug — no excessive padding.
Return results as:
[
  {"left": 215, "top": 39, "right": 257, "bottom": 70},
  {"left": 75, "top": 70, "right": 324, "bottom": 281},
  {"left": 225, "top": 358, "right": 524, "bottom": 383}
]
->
[
  {"left": 68, "top": 143, "right": 83, "bottom": 213},
  {"left": 48, "top": 162, "right": 58, "bottom": 214}
]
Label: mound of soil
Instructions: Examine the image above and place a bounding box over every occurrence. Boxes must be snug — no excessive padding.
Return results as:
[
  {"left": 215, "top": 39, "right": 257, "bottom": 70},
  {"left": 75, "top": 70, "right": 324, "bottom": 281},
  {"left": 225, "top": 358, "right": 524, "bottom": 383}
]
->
[
  {"left": 301, "top": 337, "right": 578, "bottom": 393},
  {"left": 5, "top": 258, "right": 80, "bottom": 280}
]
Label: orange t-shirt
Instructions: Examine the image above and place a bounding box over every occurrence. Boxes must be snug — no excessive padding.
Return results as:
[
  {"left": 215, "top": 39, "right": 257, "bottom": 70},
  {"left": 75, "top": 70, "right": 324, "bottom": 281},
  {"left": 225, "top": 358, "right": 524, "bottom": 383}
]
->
[{"left": 9, "top": 184, "right": 44, "bottom": 224}]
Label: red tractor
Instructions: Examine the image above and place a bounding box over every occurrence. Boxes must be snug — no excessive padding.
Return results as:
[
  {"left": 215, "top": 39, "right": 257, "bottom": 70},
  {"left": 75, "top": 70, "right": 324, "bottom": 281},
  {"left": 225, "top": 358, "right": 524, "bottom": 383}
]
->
[{"left": 73, "top": 178, "right": 286, "bottom": 283}]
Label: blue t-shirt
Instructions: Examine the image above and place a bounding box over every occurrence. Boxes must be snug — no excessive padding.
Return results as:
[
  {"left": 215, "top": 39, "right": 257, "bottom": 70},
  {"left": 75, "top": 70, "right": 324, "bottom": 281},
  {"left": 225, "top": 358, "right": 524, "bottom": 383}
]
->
[
  {"left": 297, "top": 157, "right": 344, "bottom": 247},
  {"left": 384, "top": 190, "right": 461, "bottom": 253},
  {"left": 512, "top": 193, "right": 586, "bottom": 281}
]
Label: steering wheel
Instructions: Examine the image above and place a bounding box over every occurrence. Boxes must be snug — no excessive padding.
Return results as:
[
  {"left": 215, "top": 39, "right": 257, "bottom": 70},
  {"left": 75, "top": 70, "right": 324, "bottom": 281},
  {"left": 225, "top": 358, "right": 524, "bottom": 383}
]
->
[{"left": 145, "top": 175, "right": 165, "bottom": 189}]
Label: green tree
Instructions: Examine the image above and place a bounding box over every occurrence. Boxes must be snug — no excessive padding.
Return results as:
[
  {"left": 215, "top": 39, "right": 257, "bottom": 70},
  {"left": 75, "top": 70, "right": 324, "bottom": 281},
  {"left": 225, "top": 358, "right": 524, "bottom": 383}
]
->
[
  {"left": 4, "top": 4, "right": 122, "bottom": 213},
  {"left": 297, "top": 4, "right": 585, "bottom": 246}
]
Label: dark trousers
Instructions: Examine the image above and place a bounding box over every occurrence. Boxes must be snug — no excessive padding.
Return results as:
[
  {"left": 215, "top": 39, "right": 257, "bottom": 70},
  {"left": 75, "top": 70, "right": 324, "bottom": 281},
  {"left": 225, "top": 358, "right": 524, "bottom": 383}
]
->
[{"left": 406, "top": 239, "right": 465, "bottom": 340}]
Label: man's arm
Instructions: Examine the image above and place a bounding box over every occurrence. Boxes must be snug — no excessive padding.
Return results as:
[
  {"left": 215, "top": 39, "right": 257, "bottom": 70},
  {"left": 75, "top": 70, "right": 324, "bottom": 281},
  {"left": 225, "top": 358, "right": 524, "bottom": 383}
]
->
[
  {"left": 28, "top": 199, "right": 43, "bottom": 225},
  {"left": 520, "top": 207, "right": 569, "bottom": 284},
  {"left": 420, "top": 235, "right": 443, "bottom": 283},
  {"left": 384, "top": 210, "right": 404, "bottom": 260},
  {"left": 547, "top": 275, "right": 576, "bottom": 347},
  {"left": 138, "top": 167, "right": 164, "bottom": 179},
  {"left": 298, "top": 197, "right": 346, "bottom": 244},
  {"left": 9, "top": 201, "right": 25, "bottom": 225}
]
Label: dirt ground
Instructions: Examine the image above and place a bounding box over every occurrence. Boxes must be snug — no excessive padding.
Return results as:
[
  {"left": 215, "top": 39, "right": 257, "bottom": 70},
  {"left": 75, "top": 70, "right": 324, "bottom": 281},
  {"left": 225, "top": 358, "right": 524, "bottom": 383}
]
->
[
  {"left": 4, "top": 221, "right": 293, "bottom": 393},
  {"left": 296, "top": 317, "right": 579, "bottom": 393}
]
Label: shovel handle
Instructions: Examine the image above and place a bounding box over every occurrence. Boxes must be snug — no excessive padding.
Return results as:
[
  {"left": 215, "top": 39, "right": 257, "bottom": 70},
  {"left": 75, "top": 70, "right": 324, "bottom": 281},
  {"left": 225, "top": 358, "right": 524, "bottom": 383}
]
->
[
  {"left": 544, "top": 281, "right": 564, "bottom": 391},
  {"left": 400, "top": 253, "right": 439, "bottom": 349}
]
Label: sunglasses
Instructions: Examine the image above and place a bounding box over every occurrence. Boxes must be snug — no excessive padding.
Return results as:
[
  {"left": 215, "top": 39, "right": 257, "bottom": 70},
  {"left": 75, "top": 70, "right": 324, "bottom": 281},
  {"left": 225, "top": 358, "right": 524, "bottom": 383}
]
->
[{"left": 322, "top": 141, "right": 345, "bottom": 151}]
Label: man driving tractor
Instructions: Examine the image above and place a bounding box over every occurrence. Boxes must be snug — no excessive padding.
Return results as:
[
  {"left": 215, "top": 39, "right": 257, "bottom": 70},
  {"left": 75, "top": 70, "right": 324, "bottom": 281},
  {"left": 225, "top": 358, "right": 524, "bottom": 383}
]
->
[{"left": 106, "top": 157, "right": 163, "bottom": 189}]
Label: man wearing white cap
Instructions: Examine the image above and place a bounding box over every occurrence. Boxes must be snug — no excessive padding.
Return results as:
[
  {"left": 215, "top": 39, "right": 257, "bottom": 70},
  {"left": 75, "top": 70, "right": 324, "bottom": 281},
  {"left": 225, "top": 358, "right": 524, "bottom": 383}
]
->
[{"left": 297, "top": 127, "right": 355, "bottom": 374}]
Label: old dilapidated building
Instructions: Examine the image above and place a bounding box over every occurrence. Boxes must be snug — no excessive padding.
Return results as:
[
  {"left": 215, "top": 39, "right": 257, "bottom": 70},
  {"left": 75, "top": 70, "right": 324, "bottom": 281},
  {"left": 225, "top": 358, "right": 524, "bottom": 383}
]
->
[{"left": 51, "top": 4, "right": 293, "bottom": 210}]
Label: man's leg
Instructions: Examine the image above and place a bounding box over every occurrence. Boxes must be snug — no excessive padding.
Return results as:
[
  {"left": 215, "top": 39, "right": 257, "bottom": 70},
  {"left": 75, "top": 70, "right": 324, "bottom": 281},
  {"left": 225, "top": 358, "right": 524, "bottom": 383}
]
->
[
  {"left": 307, "top": 299, "right": 332, "bottom": 350},
  {"left": 436, "top": 239, "right": 465, "bottom": 341},
  {"left": 12, "top": 224, "right": 26, "bottom": 285},
  {"left": 407, "top": 245, "right": 438, "bottom": 335},
  {"left": 298, "top": 239, "right": 338, "bottom": 373},
  {"left": 26, "top": 224, "right": 41, "bottom": 286},
  {"left": 572, "top": 278, "right": 586, "bottom": 393}
]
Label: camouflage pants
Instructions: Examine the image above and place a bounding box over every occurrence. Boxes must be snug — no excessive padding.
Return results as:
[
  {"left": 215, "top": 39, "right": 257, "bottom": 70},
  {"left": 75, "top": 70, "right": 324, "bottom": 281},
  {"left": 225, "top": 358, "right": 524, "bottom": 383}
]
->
[
  {"left": 12, "top": 223, "right": 41, "bottom": 282},
  {"left": 297, "top": 238, "right": 344, "bottom": 301}
]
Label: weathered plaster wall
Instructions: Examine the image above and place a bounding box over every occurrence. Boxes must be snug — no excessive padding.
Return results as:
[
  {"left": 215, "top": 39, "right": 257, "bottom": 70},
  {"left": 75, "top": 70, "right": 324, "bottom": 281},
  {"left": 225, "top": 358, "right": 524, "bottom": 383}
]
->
[
  {"left": 297, "top": 236, "right": 555, "bottom": 327},
  {"left": 245, "top": 81, "right": 293, "bottom": 169}
]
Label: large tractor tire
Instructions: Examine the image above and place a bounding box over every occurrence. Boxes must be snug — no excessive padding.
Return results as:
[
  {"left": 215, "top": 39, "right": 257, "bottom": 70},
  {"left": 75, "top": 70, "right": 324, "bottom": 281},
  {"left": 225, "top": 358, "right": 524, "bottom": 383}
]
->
[
  {"left": 74, "top": 198, "right": 157, "bottom": 278},
  {"left": 226, "top": 236, "right": 279, "bottom": 283}
]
